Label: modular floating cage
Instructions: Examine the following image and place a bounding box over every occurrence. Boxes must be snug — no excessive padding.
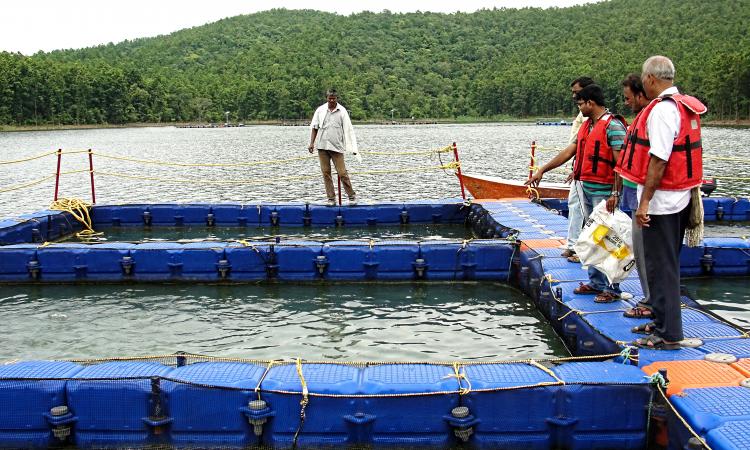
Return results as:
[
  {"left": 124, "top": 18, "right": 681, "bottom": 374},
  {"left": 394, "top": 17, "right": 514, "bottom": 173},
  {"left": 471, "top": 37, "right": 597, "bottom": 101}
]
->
[{"left": 1, "top": 197, "right": 750, "bottom": 449}]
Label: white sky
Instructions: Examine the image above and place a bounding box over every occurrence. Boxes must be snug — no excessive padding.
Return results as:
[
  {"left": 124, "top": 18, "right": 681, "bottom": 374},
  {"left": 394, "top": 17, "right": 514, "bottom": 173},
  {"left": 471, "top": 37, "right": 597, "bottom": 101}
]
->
[{"left": 1, "top": 0, "right": 599, "bottom": 55}]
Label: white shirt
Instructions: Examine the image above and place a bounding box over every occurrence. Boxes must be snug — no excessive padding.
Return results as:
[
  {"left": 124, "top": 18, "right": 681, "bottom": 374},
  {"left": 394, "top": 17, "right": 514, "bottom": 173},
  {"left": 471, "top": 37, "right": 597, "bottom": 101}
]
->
[
  {"left": 310, "top": 103, "right": 358, "bottom": 154},
  {"left": 568, "top": 111, "right": 585, "bottom": 146},
  {"left": 636, "top": 86, "right": 692, "bottom": 215}
]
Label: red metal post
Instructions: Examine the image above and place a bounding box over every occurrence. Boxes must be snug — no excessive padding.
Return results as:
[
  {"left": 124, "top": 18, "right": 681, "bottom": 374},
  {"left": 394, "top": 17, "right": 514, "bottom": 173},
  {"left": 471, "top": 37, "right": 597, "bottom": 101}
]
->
[
  {"left": 337, "top": 175, "right": 342, "bottom": 206},
  {"left": 53, "top": 148, "right": 62, "bottom": 201},
  {"left": 528, "top": 141, "right": 536, "bottom": 181},
  {"left": 88, "top": 148, "right": 96, "bottom": 204},
  {"left": 452, "top": 142, "right": 466, "bottom": 200}
]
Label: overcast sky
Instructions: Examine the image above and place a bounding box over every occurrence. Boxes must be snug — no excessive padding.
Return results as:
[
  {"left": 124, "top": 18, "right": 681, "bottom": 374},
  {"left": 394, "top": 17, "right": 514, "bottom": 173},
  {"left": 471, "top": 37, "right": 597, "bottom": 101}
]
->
[{"left": 1, "top": 0, "right": 599, "bottom": 55}]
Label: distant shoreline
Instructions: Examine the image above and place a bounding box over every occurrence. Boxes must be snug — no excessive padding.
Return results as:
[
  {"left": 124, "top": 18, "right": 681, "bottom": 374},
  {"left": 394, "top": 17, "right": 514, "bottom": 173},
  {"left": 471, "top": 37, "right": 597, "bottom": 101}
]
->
[{"left": 2, "top": 118, "right": 748, "bottom": 133}]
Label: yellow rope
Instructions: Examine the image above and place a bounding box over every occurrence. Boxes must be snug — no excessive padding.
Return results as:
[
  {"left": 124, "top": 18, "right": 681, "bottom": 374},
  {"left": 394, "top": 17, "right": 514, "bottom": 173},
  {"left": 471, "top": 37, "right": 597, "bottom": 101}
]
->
[
  {"left": 49, "top": 198, "right": 102, "bottom": 238},
  {"left": 445, "top": 362, "right": 471, "bottom": 395},
  {"left": 656, "top": 385, "right": 713, "bottom": 450},
  {"left": 361, "top": 146, "right": 452, "bottom": 156},
  {"left": 534, "top": 145, "right": 565, "bottom": 152},
  {"left": 255, "top": 360, "right": 279, "bottom": 400},
  {"left": 0, "top": 174, "right": 57, "bottom": 194},
  {"left": 91, "top": 151, "right": 317, "bottom": 167},
  {"left": 710, "top": 176, "right": 750, "bottom": 181},
  {"left": 703, "top": 155, "right": 750, "bottom": 162},
  {"left": 91, "top": 163, "right": 456, "bottom": 186},
  {"left": 0, "top": 150, "right": 58, "bottom": 165},
  {"left": 527, "top": 360, "right": 565, "bottom": 384}
]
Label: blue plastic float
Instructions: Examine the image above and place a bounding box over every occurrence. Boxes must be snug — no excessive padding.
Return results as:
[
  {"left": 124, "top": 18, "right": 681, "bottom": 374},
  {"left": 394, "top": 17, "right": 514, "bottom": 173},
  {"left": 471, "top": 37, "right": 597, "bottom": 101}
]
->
[{"left": 1, "top": 196, "right": 750, "bottom": 449}]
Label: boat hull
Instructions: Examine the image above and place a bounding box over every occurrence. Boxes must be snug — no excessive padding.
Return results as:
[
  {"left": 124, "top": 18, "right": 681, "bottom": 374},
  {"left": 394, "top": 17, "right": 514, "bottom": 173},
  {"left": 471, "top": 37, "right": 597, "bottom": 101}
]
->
[{"left": 460, "top": 173, "right": 569, "bottom": 199}]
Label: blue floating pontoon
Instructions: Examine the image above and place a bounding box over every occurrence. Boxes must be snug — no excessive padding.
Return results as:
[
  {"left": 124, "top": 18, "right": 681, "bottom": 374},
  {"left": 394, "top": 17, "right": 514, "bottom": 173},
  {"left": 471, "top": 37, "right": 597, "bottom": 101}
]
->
[{"left": 1, "top": 196, "right": 749, "bottom": 449}]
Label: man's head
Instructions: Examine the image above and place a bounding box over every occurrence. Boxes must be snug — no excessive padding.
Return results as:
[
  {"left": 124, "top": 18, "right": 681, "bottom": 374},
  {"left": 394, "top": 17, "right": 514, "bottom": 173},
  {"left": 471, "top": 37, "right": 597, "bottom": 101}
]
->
[
  {"left": 326, "top": 89, "right": 338, "bottom": 109},
  {"left": 621, "top": 73, "right": 649, "bottom": 114},
  {"left": 570, "top": 76, "right": 594, "bottom": 98},
  {"left": 574, "top": 84, "right": 606, "bottom": 118},
  {"left": 641, "top": 55, "right": 675, "bottom": 99}
]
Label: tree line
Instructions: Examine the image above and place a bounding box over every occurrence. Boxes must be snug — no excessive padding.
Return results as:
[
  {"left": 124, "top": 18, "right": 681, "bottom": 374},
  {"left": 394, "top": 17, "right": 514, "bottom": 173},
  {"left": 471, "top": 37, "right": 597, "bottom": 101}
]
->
[{"left": 1, "top": 0, "right": 748, "bottom": 126}]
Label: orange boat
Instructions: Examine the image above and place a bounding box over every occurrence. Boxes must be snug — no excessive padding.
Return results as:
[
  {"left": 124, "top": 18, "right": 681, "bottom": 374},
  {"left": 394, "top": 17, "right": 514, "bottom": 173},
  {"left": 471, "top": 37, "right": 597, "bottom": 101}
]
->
[{"left": 459, "top": 173, "right": 569, "bottom": 199}]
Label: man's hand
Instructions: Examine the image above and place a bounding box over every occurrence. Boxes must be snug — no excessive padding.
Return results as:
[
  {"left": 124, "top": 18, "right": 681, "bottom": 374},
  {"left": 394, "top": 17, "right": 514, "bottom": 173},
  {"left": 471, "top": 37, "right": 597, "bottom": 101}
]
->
[
  {"left": 636, "top": 200, "right": 650, "bottom": 227},
  {"left": 525, "top": 170, "right": 544, "bottom": 187},
  {"left": 307, "top": 144, "right": 314, "bottom": 153},
  {"left": 606, "top": 195, "right": 618, "bottom": 214},
  {"left": 565, "top": 171, "right": 574, "bottom": 184}
]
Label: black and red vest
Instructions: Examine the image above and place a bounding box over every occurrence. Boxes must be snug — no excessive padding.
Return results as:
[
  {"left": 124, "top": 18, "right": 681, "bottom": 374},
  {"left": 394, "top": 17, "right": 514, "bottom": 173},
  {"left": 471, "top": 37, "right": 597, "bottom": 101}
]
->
[
  {"left": 573, "top": 113, "right": 627, "bottom": 184},
  {"left": 616, "top": 93, "right": 706, "bottom": 190}
]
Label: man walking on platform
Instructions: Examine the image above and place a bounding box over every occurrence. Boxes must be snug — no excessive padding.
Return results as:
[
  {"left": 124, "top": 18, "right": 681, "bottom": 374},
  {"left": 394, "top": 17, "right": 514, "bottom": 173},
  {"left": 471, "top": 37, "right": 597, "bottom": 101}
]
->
[
  {"left": 308, "top": 89, "right": 361, "bottom": 206},
  {"left": 620, "top": 56, "right": 707, "bottom": 350}
]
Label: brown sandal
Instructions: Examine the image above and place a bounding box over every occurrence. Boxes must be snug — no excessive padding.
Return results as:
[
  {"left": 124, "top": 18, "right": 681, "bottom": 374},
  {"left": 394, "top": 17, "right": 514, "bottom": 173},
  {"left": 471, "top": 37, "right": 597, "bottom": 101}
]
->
[
  {"left": 623, "top": 306, "right": 653, "bottom": 319},
  {"left": 574, "top": 283, "right": 602, "bottom": 295},
  {"left": 567, "top": 255, "right": 581, "bottom": 263},
  {"left": 594, "top": 291, "right": 620, "bottom": 303}
]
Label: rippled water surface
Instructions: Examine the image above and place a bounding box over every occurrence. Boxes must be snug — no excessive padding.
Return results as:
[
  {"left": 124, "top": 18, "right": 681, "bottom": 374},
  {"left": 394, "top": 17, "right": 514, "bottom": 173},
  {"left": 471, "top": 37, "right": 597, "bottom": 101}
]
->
[
  {"left": 0, "top": 282, "right": 567, "bottom": 361},
  {"left": 2, "top": 123, "right": 749, "bottom": 218},
  {"left": 683, "top": 277, "right": 750, "bottom": 329},
  {"left": 2, "top": 124, "right": 749, "bottom": 360},
  {"left": 60, "top": 224, "right": 474, "bottom": 243}
]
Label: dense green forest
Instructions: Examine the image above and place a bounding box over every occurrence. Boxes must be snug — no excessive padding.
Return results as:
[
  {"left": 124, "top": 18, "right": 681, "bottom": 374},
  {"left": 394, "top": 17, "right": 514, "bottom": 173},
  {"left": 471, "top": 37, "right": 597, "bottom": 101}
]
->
[{"left": 1, "top": 0, "right": 748, "bottom": 125}]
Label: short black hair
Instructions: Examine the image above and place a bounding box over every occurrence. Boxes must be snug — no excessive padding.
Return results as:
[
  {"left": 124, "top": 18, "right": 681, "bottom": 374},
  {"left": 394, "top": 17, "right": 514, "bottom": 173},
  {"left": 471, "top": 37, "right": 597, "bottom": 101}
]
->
[
  {"left": 621, "top": 73, "right": 646, "bottom": 97},
  {"left": 326, "top": 89, "right": 338, "bottom": 97},
  {"left": 570, "top": 77, "right": 594, "bottom": 88},
  {"left": 575, "top": 84, "right": 606, "bottom": 107}
]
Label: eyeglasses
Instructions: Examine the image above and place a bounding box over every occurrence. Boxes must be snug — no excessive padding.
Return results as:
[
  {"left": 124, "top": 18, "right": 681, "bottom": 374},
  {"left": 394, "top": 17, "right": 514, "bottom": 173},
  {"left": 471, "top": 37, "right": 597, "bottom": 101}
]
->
[{"left": 576, "top": 100, "right": 587, "bottom": 106}]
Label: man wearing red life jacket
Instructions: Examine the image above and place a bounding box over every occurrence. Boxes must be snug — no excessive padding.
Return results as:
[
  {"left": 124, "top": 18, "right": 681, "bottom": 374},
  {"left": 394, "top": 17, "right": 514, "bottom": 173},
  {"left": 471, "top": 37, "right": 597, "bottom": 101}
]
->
[
  {"left": 618, "top": 56, "right": 706, "bottom": 350},
  {"left": 527, "top": 84, "right": 627, "bottom": 301},
  {"left": 607, "top": 74, "right": 652, "bottom": 320}
]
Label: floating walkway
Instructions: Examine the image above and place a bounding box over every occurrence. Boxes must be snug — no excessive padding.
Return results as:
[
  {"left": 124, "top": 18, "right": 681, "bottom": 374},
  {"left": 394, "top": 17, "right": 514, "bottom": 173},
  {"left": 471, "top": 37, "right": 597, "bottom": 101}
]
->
[{"left": 1, "top": 197, "right": 749, "bottom": 448}]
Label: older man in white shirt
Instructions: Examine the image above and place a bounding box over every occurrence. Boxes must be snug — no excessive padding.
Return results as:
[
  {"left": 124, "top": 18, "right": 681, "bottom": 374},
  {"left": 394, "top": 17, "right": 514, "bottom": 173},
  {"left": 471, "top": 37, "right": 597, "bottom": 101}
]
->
[
  {"left": 308, "top": 89, "right": 361, "bottom": 206},
  {"left": 621, "top": 55, "right": 706, "bottom": 350}
]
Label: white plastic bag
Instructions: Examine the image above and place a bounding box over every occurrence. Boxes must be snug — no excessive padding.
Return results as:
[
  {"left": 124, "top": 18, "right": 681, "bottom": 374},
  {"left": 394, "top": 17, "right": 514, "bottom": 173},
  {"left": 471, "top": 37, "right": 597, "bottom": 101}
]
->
[{"left": 573, "top": 200, "right": 635, "bottom": 284}]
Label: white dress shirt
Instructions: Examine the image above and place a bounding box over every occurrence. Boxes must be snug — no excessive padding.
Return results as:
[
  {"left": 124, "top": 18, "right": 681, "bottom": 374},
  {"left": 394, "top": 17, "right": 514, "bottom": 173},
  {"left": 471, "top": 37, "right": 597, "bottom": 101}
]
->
[{"left": 637, "top": 86, "right": 692, "bottom": 215}]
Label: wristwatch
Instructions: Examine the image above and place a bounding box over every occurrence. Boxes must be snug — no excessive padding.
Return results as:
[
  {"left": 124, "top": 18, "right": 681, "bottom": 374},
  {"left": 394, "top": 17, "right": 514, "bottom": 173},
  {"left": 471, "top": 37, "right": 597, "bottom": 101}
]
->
[{"left": 610, "top": 191, "right": 621, "bottom": 198}]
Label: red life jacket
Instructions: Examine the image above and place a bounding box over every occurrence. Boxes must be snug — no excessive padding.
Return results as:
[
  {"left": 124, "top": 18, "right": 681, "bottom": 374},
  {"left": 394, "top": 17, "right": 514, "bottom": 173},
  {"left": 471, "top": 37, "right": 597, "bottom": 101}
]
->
[
  {"left": 616, "top": 93, "right": 706, "bottom": 190},
  {"left": 573, "top": 113, "right": 627, "bottom": 184}
]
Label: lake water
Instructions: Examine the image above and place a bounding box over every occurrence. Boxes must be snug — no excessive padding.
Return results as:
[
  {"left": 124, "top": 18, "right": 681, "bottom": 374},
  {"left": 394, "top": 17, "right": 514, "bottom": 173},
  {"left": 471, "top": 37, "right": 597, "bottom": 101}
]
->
[
  {"left": 0, "top": 282, "right": 566, "bottom": 361},
  {"left": 1, "top": 123, "right": 749, "bottom": 218},
  {"left": 1, "top": 123, "right": 749, "bottom": 360}
]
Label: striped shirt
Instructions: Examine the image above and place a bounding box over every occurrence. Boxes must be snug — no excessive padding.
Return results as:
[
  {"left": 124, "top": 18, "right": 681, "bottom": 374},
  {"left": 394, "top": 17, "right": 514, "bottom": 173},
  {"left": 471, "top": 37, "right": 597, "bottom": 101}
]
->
[{"left": 582, "top": 113, "right": 627, "bottom": 195}]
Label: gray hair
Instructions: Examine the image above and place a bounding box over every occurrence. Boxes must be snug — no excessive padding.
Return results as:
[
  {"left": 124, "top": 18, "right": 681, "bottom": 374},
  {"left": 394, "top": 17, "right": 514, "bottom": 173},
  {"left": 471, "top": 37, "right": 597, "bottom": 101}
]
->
[
  {"left": 642, "top": 55, "right": 675, "bottom": 81},
  {"left": 326, "top": 89, "right": 338, "bottom": 97}
]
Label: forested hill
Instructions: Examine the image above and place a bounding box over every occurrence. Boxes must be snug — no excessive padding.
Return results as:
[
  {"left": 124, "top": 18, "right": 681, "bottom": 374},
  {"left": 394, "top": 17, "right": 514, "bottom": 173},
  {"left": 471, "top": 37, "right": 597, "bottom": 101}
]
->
[{"left": 1, "top": 0, "right": 748, "bottom": 125}]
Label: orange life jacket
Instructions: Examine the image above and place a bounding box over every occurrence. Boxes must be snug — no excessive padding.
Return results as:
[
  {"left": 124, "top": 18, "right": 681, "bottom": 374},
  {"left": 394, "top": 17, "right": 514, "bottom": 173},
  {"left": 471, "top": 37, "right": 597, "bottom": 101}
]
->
[
  {"left": 616, "top": 93, "right": 706, "bottom": 190},
  {"left": 573, "top": 113, "right": 627, "bottom": 184}
]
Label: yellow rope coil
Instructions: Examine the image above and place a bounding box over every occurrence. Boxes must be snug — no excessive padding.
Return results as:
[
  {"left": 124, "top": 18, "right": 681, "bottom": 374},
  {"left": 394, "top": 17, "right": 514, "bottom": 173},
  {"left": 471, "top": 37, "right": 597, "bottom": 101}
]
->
[{"left": 49, "top": 198, "right": 102, "bottom": 238}]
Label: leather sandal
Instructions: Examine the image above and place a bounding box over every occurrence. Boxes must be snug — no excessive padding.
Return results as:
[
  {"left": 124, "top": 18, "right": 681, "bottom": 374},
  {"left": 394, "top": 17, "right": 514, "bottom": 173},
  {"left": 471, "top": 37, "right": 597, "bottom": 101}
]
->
[
  {"left": 594, "top": 291, "right": 620, "bottom": 303},
  {"left": 574, "top": 283, "right": 602, "bottom": 295},
  {"left": 567, "top": 254, "right": 581, "bottom": 263},
  {"left": 623, "top": 305, "right": 653, "bottom": 319},
  {"left": 561, "top": 249, "right": 576, "bottom": 258},
  {"left": 631, "top": 321, "right": 656, "bottom": 335},
  {"left": 633, "top": 335, "right": 680, "bottom": 350}
]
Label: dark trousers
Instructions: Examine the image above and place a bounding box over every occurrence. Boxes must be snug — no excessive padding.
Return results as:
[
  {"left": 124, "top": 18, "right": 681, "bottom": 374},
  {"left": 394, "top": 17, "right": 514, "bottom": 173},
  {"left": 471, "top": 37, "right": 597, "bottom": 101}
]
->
[{"left": 642, "top": 201, "right": 691, "bottom": 342}]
